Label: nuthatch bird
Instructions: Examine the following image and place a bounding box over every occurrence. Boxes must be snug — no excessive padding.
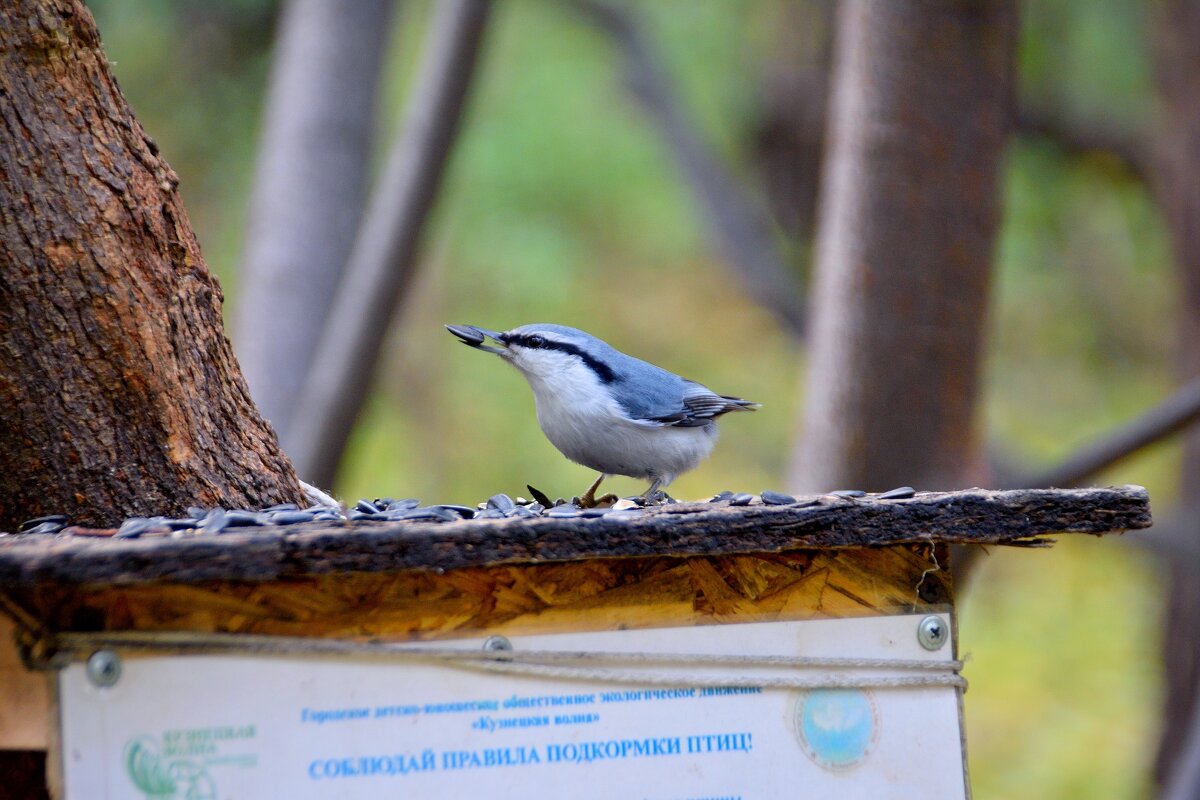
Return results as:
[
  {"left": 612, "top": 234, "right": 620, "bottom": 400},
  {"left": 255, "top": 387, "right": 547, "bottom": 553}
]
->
[{"left": 446, "top": 323, "right": 758, "bottom": 506}]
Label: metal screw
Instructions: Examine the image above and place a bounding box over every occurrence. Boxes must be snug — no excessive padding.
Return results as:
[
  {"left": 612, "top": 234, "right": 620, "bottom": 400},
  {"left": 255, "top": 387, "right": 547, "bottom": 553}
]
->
[
  {"left": 86, "top": 649, "right": 122, "bottom": 688},
  {"left": 917, "top": 615, "right": 948, "bottom": 651},
  {"left": 482, "top": 635, "right": 513, "bottom": 652}
]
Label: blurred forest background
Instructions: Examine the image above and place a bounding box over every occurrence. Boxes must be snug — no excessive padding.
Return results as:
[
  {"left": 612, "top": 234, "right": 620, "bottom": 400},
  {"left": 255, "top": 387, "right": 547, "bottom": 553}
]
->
[{"left": 83, "top": 0, "right": 1188, "bottom": 796}]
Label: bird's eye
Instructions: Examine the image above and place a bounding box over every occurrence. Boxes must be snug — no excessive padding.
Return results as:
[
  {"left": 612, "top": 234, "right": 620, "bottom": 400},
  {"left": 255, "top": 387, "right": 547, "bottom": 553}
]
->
[{"left": 527, "top": 335, "right": 545, "bottom": 348}]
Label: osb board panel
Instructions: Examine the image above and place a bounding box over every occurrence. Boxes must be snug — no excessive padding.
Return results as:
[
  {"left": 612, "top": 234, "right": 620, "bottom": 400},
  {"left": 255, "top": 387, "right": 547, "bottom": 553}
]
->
[
  {"left": 7, "top": 547, "right": 951, "bottom": 643},
  {"left": 0, "top": 616, "right": 49, "bottom": 749}
]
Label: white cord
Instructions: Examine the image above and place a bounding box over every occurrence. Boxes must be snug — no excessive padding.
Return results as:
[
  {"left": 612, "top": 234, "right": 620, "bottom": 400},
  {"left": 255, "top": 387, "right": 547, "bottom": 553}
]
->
[{"left": 56, "top": 630, "right": 965, "bottom": 690}]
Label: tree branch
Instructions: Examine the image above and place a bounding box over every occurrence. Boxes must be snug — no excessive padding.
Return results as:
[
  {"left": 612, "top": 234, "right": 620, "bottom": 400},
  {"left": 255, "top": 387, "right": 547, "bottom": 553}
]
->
[
  {"left": 1019, "top": 377, "right": 1200, "bottom": 488},
  {"left": 286, "top": 0, "right": 491, "bottom": 485},
  {"left": 572, "top": 0, "right": 806, "bottom": 338},
  {"left": 957, "top": 381, "right": 1200, "bottom": 586},
  {"left": 1014, "top": 101, "right": 1148, "bottom": 179}
]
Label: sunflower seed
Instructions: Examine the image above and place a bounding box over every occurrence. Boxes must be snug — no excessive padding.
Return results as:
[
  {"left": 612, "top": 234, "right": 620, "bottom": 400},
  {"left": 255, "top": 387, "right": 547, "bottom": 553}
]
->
[
  {"left": 547, "top": 505, "right": 582, "bottom": 518},
  {"left": 116, "top": 518, "right": 153, "bottom": 538},
  {"left": 877, "top": 486, "right": 916, "bottom": 500},
  {"left": 391, "top": 507, "right": 456, "bottom": 522},
  {"left": 830, "top": 489, "right": 867, "bottom": 498},
  {"left": 200, "top": 508, "right": 228, "bottom": 533},
  {"left": 729, "top": 493, "right": 755, "bottom": 506},
  {"left": 19, "top": 514, "right": 68, "bottom": 531},
  {"left": 225, "top": 510, "right": 264, "bottom": 527},
  {"left": 527, "top": 485, "right": 553, "bottom": 507},
  {"left": 433, "top": 504, "right": 475, "bottom": 519},
  {"left": 487, "top": 494, "right": 516, "bottom": 513},
  {"left": 268, "top": 510, "right": 317, "bottom": 525},
  {"left": 760, "top": 490, "right": 797, "bottom": 506},
  {"left": 447, "top": 325, "right": 485, "bottom": 345},
  {"left": 24, "top": 521, "right": 64, "bottom": 535}
]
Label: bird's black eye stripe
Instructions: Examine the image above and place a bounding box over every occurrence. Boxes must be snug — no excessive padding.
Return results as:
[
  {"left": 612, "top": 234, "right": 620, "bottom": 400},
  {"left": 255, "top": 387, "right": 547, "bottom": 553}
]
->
[{"left": 506, "top": 333, "right": 616, "bottom": 383}]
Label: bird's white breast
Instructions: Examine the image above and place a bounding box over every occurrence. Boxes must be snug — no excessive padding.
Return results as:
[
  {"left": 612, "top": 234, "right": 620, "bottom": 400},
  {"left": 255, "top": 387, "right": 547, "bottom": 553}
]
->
[{"left": 516, "top": 356, "right": 716, "bottom": 481}]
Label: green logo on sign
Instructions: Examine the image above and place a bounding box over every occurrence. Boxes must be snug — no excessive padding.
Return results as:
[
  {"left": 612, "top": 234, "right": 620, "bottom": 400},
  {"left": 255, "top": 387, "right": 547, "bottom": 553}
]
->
[
  {"left": 124, "top": 737, "right": 217, "bottom": 799},
  {"left": 124, "top": 726, "right": 256, "bottom": 798}
]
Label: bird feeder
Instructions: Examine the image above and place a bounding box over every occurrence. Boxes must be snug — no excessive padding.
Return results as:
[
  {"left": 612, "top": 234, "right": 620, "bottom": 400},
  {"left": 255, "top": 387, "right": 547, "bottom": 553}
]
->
[{"left": 0, "top": 486, "right": 1151, "bottom": 798}]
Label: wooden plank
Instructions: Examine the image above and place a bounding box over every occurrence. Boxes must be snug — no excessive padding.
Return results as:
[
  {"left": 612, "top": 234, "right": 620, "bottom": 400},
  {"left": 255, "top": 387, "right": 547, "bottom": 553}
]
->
[
  {"left": 4, "top": 547, "right": 951, "bottom": 644},
  {"left": 0, "top": 616, "right": 48, "bottom": 749},
  {"left": 0, "top": 487, "right": 1151, "bottom": 588}
]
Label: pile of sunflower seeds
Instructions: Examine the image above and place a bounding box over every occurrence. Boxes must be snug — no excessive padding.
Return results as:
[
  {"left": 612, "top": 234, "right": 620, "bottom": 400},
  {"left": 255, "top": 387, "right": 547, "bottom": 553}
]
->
[{"left": 9, "top": 487, "right": 915, "bottom": 539}]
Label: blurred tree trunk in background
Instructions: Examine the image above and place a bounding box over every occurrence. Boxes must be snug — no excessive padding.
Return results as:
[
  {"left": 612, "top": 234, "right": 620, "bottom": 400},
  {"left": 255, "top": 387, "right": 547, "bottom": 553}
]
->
[
  {"left": 1151, "top": 0, "right": 1200, "bottom": 787},
  {"left": 576, "top": 0, "right": 806, "bottom": 337},
  {"left": 234, "top": 0, "right": 394, "bottom": 439},
  {"left": 0, "top": 0, "right": 303, "bottom": 530},
  {"left": 287, "top": 0, "right": 491, "bottom": 486},
  {"left": 753, "top": 0, "right": 833, "bottom": 246},
  {"left": 790, "top": 0, "right": 1016, "bottom": 493}
]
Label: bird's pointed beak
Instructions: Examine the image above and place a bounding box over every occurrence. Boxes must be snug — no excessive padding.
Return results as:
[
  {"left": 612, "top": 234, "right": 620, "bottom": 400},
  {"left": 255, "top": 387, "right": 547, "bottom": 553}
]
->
[{"left": 445, "top": 324, "right": 507, "bottom": 355}]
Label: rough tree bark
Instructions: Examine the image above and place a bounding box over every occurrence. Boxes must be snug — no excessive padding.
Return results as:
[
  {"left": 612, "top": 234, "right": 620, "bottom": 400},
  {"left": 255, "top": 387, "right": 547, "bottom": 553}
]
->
[
  {"left": 0, "top": 0, "right": 303, "bottom": 530},
  {"left": 790, "top": 0, "right": 1016, "bottom": 493},
  {"left": 234, "top": 0, "right": 394, "bottom": 439},
  {"left": 1151, "top": 0, "right": 1200, "bottom": 789}
]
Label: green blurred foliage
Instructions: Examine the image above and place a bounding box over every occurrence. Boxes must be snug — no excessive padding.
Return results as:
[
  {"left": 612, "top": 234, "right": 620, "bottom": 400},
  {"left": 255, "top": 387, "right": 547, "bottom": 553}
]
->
[{"left": 87, "top": 0, "right": 1174, "bottom": 796}]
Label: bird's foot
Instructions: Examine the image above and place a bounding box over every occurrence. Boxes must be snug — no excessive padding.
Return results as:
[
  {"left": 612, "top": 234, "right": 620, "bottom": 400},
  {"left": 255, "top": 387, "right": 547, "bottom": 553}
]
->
[
  {"left": 579, "top": 492, "right": 619, "bottom": 509},
  {"left": 639, "top": 489, "right": 675, "bottom": 506}
]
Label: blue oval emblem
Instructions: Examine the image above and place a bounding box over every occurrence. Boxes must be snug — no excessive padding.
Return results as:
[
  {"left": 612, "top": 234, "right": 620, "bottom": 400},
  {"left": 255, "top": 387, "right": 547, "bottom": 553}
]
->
[{"left": 796, "top": 689, "right": 877, "bottom": 770}]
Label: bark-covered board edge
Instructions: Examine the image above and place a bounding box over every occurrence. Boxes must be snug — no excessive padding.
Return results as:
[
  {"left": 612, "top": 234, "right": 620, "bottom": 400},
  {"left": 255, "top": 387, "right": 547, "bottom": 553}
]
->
[{"left": 0, "top": 486, "right": 1151, "bottom": 588}]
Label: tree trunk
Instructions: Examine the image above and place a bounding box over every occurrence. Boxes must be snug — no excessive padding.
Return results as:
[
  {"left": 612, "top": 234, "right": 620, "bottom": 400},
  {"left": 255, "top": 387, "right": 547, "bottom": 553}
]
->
[
  {"left": 790, "top": 0, "right": 1016, "bottom": 493},
  {"left": 1151, "top": 0, "right": 1200, "bottom": 787},
  {"left": 234, "top": 0, "right": 394, "bottom": 439},
  {"left": 0, "top": 0, "right": 303, "bottom": 530}
]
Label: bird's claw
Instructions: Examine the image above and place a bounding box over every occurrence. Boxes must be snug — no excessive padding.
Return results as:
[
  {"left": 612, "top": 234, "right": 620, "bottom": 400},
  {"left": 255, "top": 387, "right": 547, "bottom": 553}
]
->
[
  {"left": 579, "top": 492, "right": 619, "bottom": 509},
  {"left": 639, "top": 490, "right": 675, "bottom": 506}
]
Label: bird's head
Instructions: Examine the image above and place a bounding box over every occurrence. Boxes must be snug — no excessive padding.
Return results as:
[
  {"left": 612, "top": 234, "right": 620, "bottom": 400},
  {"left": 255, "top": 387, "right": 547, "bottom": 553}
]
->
[{"left": 445, "top": 323, "right": 617, "bottom": 385}]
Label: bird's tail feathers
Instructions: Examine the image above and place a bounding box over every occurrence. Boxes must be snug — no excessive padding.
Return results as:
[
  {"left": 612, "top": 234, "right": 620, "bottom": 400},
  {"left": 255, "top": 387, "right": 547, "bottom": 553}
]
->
[{"left": 720, "top": 395, "right": 760, "bottom": 412}]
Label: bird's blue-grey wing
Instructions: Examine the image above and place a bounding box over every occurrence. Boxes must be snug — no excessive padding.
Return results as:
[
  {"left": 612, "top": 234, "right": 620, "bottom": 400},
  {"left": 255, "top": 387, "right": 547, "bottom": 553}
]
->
[{"left": 632, "top": 379, "right": 759, "bottom": 428}]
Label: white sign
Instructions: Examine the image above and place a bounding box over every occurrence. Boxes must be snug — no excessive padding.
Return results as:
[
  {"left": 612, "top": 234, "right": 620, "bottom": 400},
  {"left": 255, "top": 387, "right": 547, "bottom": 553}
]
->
[{"left": 58, "top": 614, "right": 966, "bottom": 799}]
